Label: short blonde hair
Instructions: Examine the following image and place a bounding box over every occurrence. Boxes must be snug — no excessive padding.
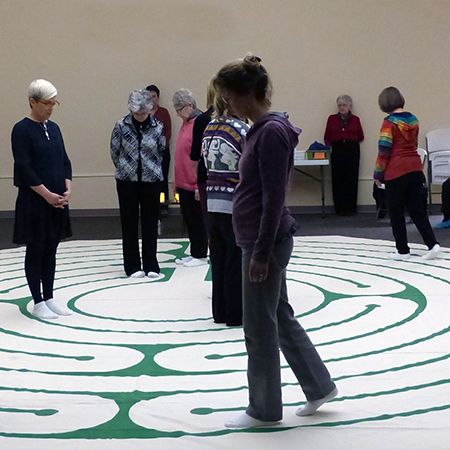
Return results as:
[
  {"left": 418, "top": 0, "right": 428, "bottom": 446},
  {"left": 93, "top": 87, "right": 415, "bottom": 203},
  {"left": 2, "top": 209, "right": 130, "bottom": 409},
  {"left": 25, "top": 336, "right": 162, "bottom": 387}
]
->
[{"left": 28, "top": 79, "right": 57, "bottom": 100}]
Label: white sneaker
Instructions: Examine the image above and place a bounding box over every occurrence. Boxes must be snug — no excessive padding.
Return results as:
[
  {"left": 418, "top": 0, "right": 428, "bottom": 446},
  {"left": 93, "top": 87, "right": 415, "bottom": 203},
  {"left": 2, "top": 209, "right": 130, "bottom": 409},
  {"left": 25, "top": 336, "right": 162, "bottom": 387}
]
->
[
  {"left": 130, "top": 270, "right": 146, "bottom": 278},
  {"left": 175, "top": 256, "right": 193, "bottom": 265},
  {"left": 45, "top": 298, "right": 72, "bottom": 316},
  {"left": 422, "top": 244, "right": 441, "bottom": 260},
  {"left": 147, "top": 271, "right": 163, "bottom": 279},
  {"left": 32, "top": 302, "right": 58, "bottom": 320},
  {"left": 390, "top": 252, "right": 410, "bottom": 261},
  {"left": 183, "top": 257, "right": 208, "bottom": 267}
]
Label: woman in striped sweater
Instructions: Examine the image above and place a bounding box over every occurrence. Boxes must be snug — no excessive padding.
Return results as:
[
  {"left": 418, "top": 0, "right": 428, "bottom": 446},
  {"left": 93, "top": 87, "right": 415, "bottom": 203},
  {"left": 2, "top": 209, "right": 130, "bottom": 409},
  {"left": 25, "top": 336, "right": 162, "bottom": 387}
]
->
[{"left": 374, "top": 86, "right": 440, "bottom": 260}]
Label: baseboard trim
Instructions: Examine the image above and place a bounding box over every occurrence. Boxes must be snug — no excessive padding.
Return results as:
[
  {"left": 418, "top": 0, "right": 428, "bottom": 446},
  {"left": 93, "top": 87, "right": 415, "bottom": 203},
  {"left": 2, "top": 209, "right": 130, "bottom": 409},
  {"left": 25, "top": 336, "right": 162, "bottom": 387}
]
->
[{"left": 0, "top": 203, "right": 442, "bottom": 219}]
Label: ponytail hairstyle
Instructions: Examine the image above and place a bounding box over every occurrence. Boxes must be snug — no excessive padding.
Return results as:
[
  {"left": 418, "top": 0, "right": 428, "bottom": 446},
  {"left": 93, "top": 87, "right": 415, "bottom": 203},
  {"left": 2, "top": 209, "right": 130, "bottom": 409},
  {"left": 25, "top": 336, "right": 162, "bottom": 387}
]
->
[
  {"left": 206, "top": 78, "right": 216, "bottom": 109},
  {"left": 214, "top": 53, "right": 272, "bottom": 108}
]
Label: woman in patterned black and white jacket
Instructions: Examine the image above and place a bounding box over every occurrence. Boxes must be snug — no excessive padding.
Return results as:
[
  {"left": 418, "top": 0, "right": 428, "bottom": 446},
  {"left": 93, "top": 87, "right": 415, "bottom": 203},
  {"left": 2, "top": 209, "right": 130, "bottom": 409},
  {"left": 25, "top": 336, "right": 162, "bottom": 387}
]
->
[{"left": 111, "top": 89, "right": 166, "bottom": 279}]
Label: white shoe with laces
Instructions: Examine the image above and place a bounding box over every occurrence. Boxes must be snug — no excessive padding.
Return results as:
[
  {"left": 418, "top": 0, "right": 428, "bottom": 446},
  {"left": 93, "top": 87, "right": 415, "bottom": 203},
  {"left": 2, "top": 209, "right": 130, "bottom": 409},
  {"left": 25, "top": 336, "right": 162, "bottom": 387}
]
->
[
  {"left": 32, "top": 302, "right": 58, "bottom": 320},
  {"left": 422, "top": 244, "right": 441, "bottom": 260},
  {"left": 45, "top": 298, "right": 72, "bottom": 316},
  {"left": 130, "top": 270, "right": 146, "bottom": 278}
]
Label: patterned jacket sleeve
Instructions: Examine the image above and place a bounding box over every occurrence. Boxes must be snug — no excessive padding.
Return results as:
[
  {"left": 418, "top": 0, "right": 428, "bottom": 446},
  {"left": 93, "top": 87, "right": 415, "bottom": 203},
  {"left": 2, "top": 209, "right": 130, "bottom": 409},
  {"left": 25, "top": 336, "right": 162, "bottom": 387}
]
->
[
  {"left": 110, "top": 121, "right": 122, "bottom": 168},
  {"left": 157, "top": 124, "right": 166, "bottom": 157},
  {"left": 374, "top": 118, "right": 393, "bottom": 182}
]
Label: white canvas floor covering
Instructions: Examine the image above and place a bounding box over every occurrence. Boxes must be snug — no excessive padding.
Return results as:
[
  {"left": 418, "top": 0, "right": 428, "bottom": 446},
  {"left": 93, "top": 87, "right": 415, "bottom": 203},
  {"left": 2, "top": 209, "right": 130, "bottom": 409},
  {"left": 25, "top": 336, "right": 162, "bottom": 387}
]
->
[{"left": 0, "top": 236, "right": 449, "bottom": 450}]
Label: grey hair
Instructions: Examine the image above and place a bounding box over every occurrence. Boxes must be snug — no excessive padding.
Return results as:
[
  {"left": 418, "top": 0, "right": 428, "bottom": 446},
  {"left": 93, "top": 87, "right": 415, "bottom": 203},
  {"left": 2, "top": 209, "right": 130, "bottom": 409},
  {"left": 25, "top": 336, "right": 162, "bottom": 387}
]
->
[
  {"left": 28, "top": 79, "right": 57, "bottom": 100},
  {"left": 172, "top": 88, "right": 197, "bottom": 109},
  {"left": 128, "top": 89, "right": 153, "bottom": 113},
  {"left": 336, "top": 94, "right": 353, "bottom": 107}
]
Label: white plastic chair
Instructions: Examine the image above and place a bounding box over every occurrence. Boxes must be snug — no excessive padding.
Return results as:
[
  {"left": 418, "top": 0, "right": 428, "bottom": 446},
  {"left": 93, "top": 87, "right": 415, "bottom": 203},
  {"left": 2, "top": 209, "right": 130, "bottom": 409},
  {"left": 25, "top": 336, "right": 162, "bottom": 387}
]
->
[
  {"left": 425, "top": 129, "right": 450, "bottom": 206},
  {"left": 416, "top": 147, "right": 427, "bottom": 166}
]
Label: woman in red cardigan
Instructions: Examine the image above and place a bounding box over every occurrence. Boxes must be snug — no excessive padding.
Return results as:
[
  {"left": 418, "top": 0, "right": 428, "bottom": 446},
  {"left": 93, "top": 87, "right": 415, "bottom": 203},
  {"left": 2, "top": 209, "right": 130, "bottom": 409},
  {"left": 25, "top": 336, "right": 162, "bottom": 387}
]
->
[{"left": 324, "top": 95, "right": 364, "bottom": 215}]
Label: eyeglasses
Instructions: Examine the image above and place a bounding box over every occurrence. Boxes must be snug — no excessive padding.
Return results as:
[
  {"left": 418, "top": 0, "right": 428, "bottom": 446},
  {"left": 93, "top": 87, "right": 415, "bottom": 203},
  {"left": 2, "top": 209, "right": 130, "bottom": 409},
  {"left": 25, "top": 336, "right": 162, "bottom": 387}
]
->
[
  {"left": 38, "top": 99, "right": 60, "bottom": 107},
  {"left": 175, "top": 105, "right": 187, "bottom": 113}
]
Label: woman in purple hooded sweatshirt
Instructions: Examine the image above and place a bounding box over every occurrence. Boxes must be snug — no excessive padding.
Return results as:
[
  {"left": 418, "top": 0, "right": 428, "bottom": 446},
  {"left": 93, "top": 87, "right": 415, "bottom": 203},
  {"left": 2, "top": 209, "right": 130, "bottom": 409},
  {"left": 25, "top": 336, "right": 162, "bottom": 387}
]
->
[{"left": 214, "top": 54, "right": 337, "bottom": 429}]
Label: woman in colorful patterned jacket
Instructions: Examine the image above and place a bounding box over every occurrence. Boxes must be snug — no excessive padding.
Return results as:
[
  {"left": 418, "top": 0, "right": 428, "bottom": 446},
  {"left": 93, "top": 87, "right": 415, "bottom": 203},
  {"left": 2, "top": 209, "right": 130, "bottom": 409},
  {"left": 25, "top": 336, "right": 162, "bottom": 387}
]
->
[
  {"left": 111, "top": 89, "right": 166, "bottom": 278},
  {"left": 374, "top": 86, "right": 440, "bottom": 260},
  {"left": 201, "top": 85, "right": 250, "bottom": 326}
]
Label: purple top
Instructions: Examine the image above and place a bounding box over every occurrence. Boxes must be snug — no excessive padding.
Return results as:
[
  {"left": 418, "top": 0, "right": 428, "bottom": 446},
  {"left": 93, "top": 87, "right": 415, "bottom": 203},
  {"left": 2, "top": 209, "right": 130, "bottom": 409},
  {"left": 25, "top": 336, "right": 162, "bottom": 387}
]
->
[{"left": 232, "top": 113, "right": 300, "bottom": 263}]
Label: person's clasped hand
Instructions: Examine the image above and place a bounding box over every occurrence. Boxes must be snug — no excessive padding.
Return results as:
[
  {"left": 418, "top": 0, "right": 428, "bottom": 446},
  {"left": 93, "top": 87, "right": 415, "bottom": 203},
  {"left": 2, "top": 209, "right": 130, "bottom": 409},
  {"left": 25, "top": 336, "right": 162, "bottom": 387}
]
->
[
  {"left": 46, "top": 192, "right": 66, "bottom": 208},
  {"left": 249, "top": 258, "right": 269, "bottom": 283}
]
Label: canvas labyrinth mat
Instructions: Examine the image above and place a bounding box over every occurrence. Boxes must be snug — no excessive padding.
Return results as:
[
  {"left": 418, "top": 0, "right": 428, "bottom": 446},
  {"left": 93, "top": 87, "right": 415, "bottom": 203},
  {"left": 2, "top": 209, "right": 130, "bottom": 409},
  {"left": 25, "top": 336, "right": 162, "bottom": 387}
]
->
[{"left": 0, "top": 236, "right": 449, "bottom": 450}]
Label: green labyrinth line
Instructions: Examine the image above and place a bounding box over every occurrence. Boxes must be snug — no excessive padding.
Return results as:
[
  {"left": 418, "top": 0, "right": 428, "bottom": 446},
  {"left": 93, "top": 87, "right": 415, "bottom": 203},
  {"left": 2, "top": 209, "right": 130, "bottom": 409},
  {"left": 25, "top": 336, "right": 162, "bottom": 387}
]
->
[{"left": 0, "top": 237, "right": 448, "bottom": 439}]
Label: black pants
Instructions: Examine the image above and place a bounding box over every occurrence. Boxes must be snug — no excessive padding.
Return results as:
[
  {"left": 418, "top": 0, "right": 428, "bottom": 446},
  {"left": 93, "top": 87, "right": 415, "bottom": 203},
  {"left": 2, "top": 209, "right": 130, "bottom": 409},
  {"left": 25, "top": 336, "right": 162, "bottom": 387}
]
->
[
  {"left": 442, "top": 178, "right": 450, "bottom": 221},
  {"left": 25, "top": 240, "right": 59, "bottom": 304},
  {"left": 197, "top": 182, "right": 211, "bottom": 232},
  {"left": 178, "top": 188, "right": 208, "bottom": 258},
  {"left": 386, "top": 171, "right": 438, "bottom": 254},
  {"left": 208, "top": 212, "right": 242, "bottom": 326},
  {"left": 116, "top": 180, "right": 160, "bottom": 275},
  {"left": 160, "top": 149, "right": 170, "bottom": 205},
  {"left": 331, "top": 142, "right": 360, "bottom": 215}
]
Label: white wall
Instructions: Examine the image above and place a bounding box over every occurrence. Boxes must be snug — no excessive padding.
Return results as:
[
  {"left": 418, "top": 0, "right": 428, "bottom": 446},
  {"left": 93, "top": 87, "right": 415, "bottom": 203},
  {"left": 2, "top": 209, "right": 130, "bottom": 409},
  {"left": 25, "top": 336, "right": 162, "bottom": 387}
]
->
[{"left": 1, "top": 0, "right": 449, "bottom": 211}]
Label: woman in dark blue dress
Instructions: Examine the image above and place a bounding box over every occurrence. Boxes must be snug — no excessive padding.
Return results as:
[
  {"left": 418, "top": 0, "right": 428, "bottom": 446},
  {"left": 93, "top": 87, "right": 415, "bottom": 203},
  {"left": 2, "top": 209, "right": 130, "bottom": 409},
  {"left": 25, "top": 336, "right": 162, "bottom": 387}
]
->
[{"left": 12, "top": 79, "right": 73, "bottom": 319}]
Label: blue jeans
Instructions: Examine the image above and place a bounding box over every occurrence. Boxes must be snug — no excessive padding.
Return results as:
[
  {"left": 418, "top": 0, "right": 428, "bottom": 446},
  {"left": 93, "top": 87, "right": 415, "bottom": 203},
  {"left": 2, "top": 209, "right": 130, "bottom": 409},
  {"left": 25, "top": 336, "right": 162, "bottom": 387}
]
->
[{"left": 242, "top": 236, "right": 336, "bottom": 421}]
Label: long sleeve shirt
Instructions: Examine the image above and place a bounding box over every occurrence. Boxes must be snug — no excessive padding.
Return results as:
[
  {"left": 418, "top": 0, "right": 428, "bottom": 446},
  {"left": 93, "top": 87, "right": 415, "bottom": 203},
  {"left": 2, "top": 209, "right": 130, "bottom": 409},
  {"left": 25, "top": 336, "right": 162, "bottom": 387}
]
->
[
  {"left": 233, "top": 113, "right": 299, "bottom": 263},
  {"left": 324, "top": 113, "right": 364, "bottom": 146},
  {"left": 374, "top": 112, "right": 422, "bottom": 182},
  {"left": 110, "top": 113, "right": 166, "bottom": 183},
  {"left": 12, "top": 117, "right": 72, "bottom": 194}
]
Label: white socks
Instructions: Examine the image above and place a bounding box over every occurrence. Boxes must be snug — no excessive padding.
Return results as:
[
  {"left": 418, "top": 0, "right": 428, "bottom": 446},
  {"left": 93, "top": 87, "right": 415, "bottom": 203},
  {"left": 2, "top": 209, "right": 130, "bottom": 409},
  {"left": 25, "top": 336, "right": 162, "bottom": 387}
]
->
[
  {"left": 224, "top": 412, "right": 281, "bottom": 429},
  {"left": 296, "top": 387, "right": 338, "bottom": 416},
  {"left": 175, "top": 256, "right": 192, "bottom": 265},
  {"left": 390, "top": 251, "right": 410, "bottom": 260},
  {"left": 390, "top": 244, "right": 442, "bottom": 261},
  {"left": 175, "top": 256, "right": 208, "bottom": 267},
  {"left": 45, "top": 298, "right": 72, "bottom": 316},
  {"left": 183, "top": 257, "right": 208, "bottom": 267},
  {"left": 129, "top": 270, "right": 146, "bottom": 278},
  {"left": 147, "top": 271, "right": 163, "bottom": 279},
  {"left": 32, "top": 302, "right": 58, "bottom": 320},
  {"left": 422, "top": 244, "right": 441, "bottom": 260},
  {"left": 225, "top": 387, "right": 338, "bottom": 427},
  {"left": 32, "top": 299, "right": 72, "bottom": 319}
]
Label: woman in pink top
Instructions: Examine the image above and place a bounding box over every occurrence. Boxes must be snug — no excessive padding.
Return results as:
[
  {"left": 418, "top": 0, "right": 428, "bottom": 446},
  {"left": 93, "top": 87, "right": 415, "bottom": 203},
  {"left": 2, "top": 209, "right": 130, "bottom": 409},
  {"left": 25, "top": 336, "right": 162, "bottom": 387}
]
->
[{"left": 172, "top": 88, "right": 208, "bottom": 266}]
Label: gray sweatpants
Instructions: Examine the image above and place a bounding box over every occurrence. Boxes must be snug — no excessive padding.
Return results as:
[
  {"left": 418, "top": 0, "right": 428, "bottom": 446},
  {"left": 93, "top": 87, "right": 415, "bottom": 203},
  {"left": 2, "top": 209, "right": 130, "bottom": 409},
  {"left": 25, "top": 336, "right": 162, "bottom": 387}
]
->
[{"left": 242, "top": 236, "right": 336, "bottom": 421}]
